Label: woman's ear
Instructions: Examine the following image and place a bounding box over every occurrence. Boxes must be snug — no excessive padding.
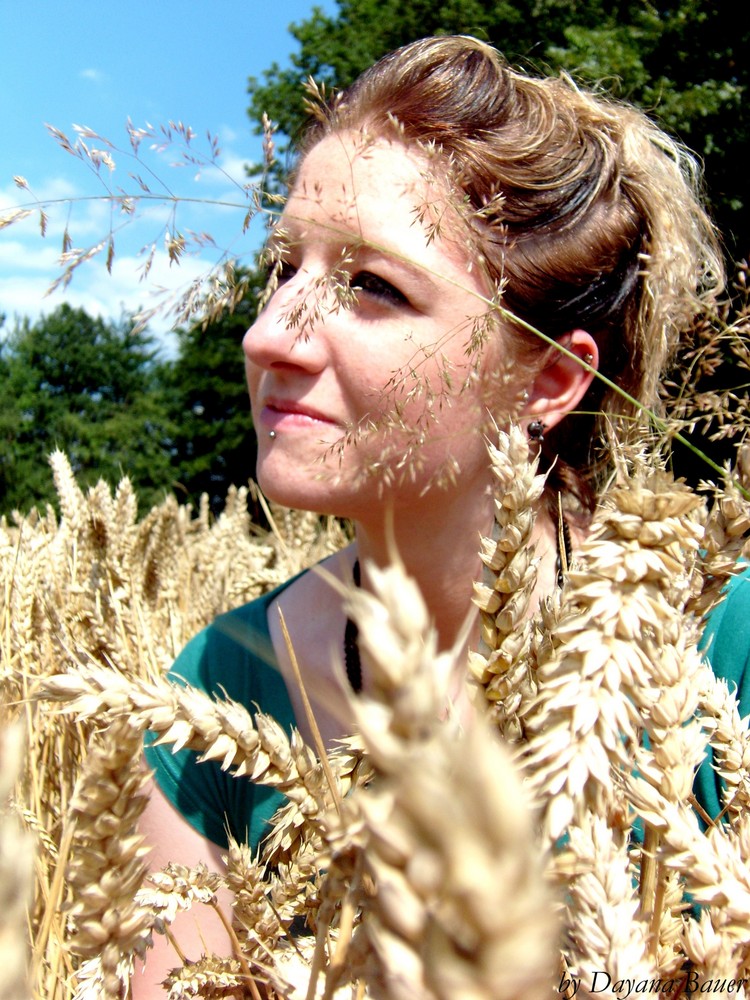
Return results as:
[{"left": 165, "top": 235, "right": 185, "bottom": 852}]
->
[{"left": 523, "top": 330, "right": 599, "bottom": 431}]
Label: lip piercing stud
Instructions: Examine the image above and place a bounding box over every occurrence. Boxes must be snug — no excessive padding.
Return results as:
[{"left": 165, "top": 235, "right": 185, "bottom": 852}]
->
[{"left": 269, "top": 430, "right": 277, "bottom": 439}]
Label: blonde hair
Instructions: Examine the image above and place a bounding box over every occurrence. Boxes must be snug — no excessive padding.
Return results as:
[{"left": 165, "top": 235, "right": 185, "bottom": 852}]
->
[{"left": 301, "top": 35, "right": 724, "bottom": 507}]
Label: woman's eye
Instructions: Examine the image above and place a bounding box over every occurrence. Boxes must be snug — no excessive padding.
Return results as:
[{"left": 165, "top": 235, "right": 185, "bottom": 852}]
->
[{"left": 350, "top": 271, "right": 408, "bottom": 306}]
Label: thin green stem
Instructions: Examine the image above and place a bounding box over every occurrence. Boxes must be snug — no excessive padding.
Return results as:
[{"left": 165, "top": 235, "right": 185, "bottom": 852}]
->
[{"left": 5, "top": 193, "right": 259, "bottom": 214}]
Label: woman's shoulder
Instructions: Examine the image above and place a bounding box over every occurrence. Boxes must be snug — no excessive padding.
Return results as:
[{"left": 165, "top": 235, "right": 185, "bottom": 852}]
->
[
  {"left": 168, "top": 570, "right": 310, "bottom": 711},
  {"left": 146, "top": 574, "right": 309, "bottom": 852}
]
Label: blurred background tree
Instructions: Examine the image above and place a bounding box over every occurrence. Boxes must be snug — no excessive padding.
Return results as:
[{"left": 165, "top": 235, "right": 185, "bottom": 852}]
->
[
  {"left": 0, "top": 285, "right": 261, "bottom": 518},
  {"left": 163, "top": 268, "right": 263, "bottom": 514},
  {"left": 0, "top": 305, "right": 175, "bottom": 514}
]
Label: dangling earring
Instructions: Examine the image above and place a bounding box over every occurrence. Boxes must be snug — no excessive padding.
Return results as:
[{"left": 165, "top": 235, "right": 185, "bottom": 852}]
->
[{"left": 528, "top": 419, "right": 545, "bottom": 444}]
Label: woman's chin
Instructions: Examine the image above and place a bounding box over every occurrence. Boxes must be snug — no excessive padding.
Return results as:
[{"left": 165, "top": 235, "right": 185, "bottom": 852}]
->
[{"left": 255, "top": 460, "right": 342, "bottom": 516}]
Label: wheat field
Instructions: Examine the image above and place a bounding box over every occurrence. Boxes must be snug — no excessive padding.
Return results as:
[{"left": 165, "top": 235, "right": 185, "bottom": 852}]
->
[{"left": 3, "top": 402, "right": 750, "bottom": 998}]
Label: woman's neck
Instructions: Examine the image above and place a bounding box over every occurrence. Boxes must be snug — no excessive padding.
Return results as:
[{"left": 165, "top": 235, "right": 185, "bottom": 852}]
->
[
  {"left": 350, "top": 487, "right": 562, "bottom": 654},
  {"left": 352, "top": 482, "right": 488, "bottom": 653}
]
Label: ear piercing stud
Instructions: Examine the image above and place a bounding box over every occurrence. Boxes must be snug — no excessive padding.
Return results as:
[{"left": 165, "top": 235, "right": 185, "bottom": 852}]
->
[
  {"left": 583, "top": 353, "right": 594, "bottom": 365},
  {"left": 269, "top": 430, "right": 277, "bottom": 439},
  {"left": 528, "top": 419, "right": 545, "bottom": 443}
]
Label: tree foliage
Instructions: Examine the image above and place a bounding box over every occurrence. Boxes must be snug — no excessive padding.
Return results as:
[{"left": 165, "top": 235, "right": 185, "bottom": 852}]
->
[
  {"left": 248, "top": 0, "right": 748, "bottom": 256},
  {"left": 0, "top": 282, "right": 262, "bottom": 520},
  {"left": 0, "top": 305, "right": 175, "bottom": 515},
  {"left": 163, "top": 269, "right": 262, "bottom": 513}
]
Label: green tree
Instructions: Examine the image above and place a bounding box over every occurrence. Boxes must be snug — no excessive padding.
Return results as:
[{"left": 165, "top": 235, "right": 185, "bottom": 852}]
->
[
  {"left": 0, "top": 304, "right": 175, "bottom": 515},
  {"left": 164, "top": 269, "right": 262, "bottom": 513},
  {"left": 248, "top": 0, "right": 748, "bottom": 256}
]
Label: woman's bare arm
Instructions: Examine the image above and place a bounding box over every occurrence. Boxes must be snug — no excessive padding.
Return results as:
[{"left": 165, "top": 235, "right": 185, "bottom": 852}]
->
[{"left": 131, "top": 776, "right": 234, "bottom": 999}]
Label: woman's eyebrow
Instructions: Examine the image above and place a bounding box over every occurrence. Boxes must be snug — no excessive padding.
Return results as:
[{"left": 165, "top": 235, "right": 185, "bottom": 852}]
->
[
  {"left": 267, "top": 215, "right": 463, "bottom": 299},
  {"left": 359, "top": 245, "right": 462, "bottom": 299},
  {"left": 265, "top": 228, "right": 440, "bottom": 291},
  {"left": 382, "top": 254, "right": 442, "bottom": 294},
  {"left": 349, "top": 236, "right": 439, "bottom": 283}
]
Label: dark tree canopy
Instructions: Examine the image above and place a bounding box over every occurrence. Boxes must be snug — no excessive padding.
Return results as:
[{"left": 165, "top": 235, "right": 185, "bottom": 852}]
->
[
  {"left": 163, "top": 269, "right": 263, "bottom": 513},
  {"left": 248, "top": 0, "right": 748, "bottom": 257},
  {"left": 0, "top": 283, "right": 262, "bottom": 519},
  {"left": 0, "top": 304, "right": 176, "bottom": 515}
]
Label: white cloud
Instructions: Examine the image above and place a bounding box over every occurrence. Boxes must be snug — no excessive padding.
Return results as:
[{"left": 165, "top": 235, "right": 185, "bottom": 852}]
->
[
  {"left": 198, "top": 152, "right": 255, "bottom": 189},
  {"left": 0, "top": 237, "right": 59, "bottom": 273},
  {"left": 217, "top": 124, "right": 238, "bottom": 145},
  {"left": 79, "top": 68, "right": 105, "bottom": 84}
]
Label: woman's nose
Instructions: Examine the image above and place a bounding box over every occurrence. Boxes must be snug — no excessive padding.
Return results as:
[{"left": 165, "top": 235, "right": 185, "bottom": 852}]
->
[{"left": 242, "top": 271, "right": 331, "bottom": 373}]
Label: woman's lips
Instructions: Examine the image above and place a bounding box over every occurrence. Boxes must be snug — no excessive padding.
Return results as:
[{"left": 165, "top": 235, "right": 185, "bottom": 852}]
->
[{"left": 260, "top": 400, "right": 340, "bottom": 432}]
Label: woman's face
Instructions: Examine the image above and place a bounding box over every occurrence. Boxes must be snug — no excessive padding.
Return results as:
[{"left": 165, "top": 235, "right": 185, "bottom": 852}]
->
[{"left": 243, "top": 131, "right": 512, "bottom": 519}]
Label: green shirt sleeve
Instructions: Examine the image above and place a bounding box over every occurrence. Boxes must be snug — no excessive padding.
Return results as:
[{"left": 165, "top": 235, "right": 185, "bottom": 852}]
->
[
  {"left": 694, "top": 565, "right": 750, "bottom": 823},
  {"left": 145, "top": 583, "right": 298, "bottom": 851}
]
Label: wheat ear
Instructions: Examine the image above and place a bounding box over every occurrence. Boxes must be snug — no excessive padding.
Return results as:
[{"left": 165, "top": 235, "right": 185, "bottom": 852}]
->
[
  {"left": 687, "top": 441, "right": 750, "bottom": 621},
  {"left": 41, "top": 664, "right": 337, "bottom": 813},
  {"left": 63, "top": 717, "right": 154, "bottom": 999},
  {"left": 469, "top": 425, "right": 545, "bottom": 741},
  {"left": 332, "top": 558, "right": 556, "bottom": 1000},
  {"left": 522, "top": 471, "right": 707, "bottom": 843},
  {"left": 556, "top": 813, "right": 655, "bottom": 994},
  {"left": 628, "top": 777, "right": 750, "bottom": 985},
  {"left": 697, "top": 669, "right": 750, "bottom": 826}
]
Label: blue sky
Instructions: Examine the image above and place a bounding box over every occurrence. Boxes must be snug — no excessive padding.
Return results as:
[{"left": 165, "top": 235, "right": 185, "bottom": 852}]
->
[{"left": 0, "top": 0, "right": 336, "bottom": 350}]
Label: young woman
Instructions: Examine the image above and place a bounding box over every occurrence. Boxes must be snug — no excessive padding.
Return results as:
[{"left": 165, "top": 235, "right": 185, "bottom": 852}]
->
[{"left": 137, "top": 35, "right": 724, "bottom": 995}]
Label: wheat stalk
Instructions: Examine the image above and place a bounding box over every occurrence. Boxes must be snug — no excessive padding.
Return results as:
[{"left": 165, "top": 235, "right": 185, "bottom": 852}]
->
[
  {"left": 0, "top": 724, "right": 35, "bottom": 1000},
  {"left": 7, "top": 439, "right": 750, "bottom": 997}
]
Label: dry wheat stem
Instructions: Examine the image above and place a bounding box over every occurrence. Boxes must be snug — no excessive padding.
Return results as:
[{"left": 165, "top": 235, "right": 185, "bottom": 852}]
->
[
  {"left": 0, "top": 724, "right": 35, "bottom": 1000},
  {"left": 278, "top": 607, "right": 343, "bottom": 816}
]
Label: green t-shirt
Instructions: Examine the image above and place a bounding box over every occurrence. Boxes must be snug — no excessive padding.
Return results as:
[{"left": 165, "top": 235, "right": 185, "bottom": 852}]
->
[{"left": 146, "top": 566, "right": 750, "bottom": 850}]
